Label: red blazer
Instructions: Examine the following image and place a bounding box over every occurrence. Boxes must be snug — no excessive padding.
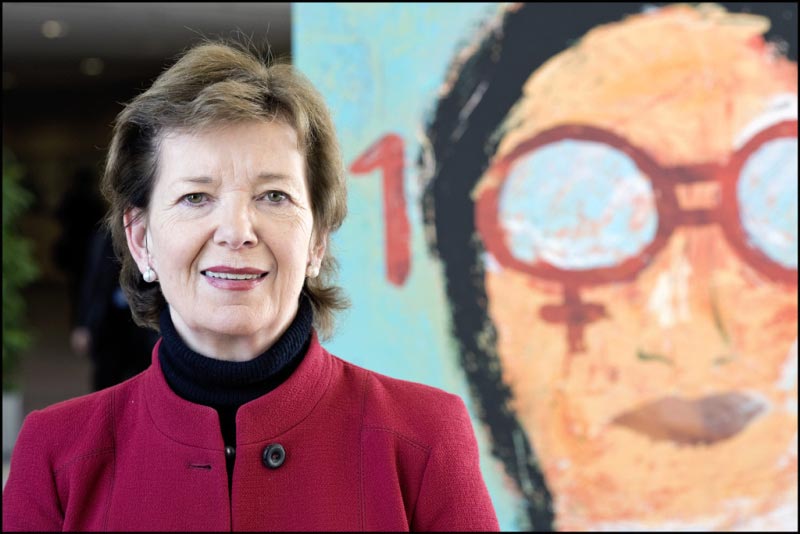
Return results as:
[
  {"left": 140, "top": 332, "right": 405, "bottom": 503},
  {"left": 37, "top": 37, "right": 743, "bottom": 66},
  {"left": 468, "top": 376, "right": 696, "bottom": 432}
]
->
[{"left": 2, "top": 333, "right": 499, "bottom": 531}]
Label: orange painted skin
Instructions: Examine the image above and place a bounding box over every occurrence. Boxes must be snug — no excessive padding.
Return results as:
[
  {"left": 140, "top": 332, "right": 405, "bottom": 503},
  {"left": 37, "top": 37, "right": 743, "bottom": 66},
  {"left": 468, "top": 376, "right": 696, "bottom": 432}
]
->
[{"left": 478, "top": 5, "right": 797, "bottom": 530}]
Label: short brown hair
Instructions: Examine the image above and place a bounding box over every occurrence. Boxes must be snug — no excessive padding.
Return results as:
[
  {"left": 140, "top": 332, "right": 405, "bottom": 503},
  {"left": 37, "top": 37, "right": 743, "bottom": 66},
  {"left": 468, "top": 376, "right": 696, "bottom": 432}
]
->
[{"left": 101, "top": 39, "right": 348, "bottom": 338}]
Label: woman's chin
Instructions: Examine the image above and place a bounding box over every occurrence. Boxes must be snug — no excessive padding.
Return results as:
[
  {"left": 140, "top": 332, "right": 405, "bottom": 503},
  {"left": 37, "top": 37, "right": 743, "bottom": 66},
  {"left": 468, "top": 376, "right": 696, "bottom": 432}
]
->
[{"left": 198, "top": 311, "right": 265, "bottom": 338}]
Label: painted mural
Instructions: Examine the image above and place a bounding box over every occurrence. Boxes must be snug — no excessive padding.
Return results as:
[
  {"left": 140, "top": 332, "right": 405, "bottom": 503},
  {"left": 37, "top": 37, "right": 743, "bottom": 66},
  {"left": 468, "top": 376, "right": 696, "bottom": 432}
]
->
[{"left": 295, "top": 3, "right": 798, "bottom": 530}]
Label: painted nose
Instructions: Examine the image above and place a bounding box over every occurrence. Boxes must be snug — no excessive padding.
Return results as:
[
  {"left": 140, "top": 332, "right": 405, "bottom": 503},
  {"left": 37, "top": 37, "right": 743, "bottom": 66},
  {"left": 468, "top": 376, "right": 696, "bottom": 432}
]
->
[{"left": 213, "top": 200, "right": 257, "bottom": 249}]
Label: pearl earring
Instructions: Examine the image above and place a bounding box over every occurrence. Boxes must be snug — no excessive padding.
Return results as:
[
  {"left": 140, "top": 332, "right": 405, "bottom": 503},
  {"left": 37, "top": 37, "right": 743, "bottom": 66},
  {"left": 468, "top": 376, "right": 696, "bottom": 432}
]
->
[
  {"left": 143, "top": 266, "right": 157, "bottom": 283},
  {"left": 142, "top": 232, "right": 158, "bottom": 283}
]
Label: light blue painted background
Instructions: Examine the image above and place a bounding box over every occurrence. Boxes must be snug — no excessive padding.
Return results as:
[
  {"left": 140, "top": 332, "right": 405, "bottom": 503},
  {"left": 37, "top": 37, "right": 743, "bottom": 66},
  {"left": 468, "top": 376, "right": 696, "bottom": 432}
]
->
[{"left": 294, "top": 3, "right": 525, "bottom": 530}]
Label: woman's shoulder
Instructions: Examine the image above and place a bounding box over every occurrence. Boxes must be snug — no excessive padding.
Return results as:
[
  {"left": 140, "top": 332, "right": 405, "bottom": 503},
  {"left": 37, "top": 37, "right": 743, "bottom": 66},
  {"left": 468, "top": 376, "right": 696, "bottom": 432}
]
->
[
  {"left": 26, "top": 372, "right": 143, "bottom": 421},
  {"left": 330, "top": 354, "right": 473, "bottom": 449},
  {"left": 14, "top": 374, "right": 145, "bottom": 464}
]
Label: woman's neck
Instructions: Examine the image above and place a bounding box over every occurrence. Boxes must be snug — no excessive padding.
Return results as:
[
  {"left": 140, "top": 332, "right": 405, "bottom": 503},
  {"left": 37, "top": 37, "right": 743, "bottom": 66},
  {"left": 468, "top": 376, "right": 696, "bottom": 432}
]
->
[
  {"left": 168, "top": 302, "right": 299, "bottom": 361},
  {"left": 157, "top": 294, "right": 313, "bottom": 408}
]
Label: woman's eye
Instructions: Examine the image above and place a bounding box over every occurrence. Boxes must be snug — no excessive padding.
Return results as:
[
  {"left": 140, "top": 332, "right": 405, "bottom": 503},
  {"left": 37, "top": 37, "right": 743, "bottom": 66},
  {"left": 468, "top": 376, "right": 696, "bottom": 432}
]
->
[
  {"left": 264, "top": 191, "right": 288, "bottom": 203},
  {"left": 183, "top": 193, "right": 207, "bottom": 205}
]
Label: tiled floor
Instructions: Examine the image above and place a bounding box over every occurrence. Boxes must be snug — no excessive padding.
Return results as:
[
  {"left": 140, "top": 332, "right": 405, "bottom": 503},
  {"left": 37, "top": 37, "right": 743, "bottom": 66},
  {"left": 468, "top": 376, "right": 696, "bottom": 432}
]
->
[{"left": 3, "top": 282, "right": 92, "bottom": 488}]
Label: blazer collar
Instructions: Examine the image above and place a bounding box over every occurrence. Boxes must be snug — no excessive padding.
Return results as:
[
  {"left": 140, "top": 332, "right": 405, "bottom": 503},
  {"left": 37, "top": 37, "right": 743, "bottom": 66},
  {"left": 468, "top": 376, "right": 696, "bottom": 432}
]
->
[{"left": 144, "top": 330, "right": 332, "bottom": 449}]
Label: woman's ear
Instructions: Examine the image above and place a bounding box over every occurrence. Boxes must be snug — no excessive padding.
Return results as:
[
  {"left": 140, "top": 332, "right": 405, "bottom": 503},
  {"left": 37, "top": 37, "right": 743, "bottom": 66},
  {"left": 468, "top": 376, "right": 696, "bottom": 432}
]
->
[
  {"left": 307, "top": 231, "right": 328, "bottom": 278},
  {"left": 124, "top": 208, "right": 149, "bottom": 273}
]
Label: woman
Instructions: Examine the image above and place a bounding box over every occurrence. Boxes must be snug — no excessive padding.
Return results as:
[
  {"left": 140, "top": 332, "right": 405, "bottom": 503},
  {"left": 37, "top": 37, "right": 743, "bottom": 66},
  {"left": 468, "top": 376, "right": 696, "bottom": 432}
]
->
[{"left": 2, "top": 40, "right": 499, "bottom": 532}]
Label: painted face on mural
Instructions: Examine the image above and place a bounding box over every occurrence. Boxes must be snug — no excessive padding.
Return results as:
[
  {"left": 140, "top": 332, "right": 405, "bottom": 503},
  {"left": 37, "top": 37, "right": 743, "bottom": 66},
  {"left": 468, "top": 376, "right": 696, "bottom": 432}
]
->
[{"left": 474, "top": 5, "right": 797, "bottom": 530}]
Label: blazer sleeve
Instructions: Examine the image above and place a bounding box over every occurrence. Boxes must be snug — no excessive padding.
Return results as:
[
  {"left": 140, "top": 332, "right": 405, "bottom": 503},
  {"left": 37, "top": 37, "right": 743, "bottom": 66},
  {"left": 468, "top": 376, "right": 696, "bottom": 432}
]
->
[
  {"left": 2, "top": 410, "right": 64, "bottom": 532},
  {"left": 411, "top": 395, "right": 500, "bottom": 532}
]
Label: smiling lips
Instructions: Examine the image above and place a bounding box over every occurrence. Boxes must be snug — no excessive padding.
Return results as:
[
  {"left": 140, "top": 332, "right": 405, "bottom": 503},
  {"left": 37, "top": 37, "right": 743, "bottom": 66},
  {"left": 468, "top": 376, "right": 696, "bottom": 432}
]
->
[{"left": 201, "top": 266, "right": 268, "bottom": 290}]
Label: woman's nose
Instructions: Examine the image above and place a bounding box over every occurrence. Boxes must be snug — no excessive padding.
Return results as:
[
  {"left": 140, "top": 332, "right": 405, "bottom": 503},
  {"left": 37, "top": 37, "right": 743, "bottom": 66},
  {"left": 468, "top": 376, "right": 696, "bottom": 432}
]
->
[{"left": 213, "top": 197, "right": 257, "bottom": 249}]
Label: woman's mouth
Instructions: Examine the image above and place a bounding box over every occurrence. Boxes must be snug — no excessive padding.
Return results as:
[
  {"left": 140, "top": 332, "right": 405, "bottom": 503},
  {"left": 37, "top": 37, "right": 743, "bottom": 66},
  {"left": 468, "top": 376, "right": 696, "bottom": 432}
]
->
[
  {"left": 201, "top": 268, "right": 269, "bottom": 290},
  {"left": 203, "top": 271, "right": 267, "bottom": 280}
]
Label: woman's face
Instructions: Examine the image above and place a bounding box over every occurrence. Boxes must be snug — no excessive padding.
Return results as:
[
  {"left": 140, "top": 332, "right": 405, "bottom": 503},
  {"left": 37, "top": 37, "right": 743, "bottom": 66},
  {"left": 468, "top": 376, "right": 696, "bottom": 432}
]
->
[
  {"left": 477, "top": 6, "right": 797, "bottom": 530},
  {"left": 126, "top": 120, "right": 325, "bottom": 360}
]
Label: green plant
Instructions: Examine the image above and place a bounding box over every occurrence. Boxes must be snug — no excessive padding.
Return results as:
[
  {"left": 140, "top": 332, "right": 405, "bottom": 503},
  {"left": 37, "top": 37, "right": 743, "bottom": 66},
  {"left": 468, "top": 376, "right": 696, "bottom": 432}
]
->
[{"left": 3, "top": 148, "right": 39, "bottom": 391}]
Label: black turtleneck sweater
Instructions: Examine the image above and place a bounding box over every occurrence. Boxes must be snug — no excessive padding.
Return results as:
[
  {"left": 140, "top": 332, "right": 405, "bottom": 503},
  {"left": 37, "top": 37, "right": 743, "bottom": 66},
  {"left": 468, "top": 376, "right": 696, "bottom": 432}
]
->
[{"left": 158, "top": 296, "right": 313, "bottom": 487}]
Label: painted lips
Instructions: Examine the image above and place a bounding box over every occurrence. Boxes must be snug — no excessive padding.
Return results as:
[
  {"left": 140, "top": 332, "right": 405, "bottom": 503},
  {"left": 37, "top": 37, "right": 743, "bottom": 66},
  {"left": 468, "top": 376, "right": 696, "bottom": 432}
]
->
[{"left": 611, "top": 391, "right": 767, "bottom": 445}]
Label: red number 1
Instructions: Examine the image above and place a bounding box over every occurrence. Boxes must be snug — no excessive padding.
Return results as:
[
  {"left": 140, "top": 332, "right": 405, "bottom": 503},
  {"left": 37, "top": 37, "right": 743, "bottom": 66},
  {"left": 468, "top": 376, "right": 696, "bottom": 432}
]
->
[{"left": 349, "top": 134, "right": 410, "bottom": 286}]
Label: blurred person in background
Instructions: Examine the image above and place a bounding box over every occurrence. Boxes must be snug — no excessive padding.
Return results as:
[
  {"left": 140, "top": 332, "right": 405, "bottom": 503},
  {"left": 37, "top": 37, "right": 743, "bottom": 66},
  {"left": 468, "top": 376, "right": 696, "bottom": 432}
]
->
[
  {"left": 70, "top": 226, "right": 158, "bottom": 391},
  {"left": 2, "top": 38, "right": 499, "bottom": 531},
  {"left": 53, "top": 167, "right": 106, "bottom": 328}
]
